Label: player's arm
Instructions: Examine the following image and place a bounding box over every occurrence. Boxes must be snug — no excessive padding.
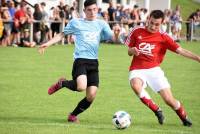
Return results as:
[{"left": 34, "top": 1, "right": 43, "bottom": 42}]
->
[
  {"left": 38, "top": 32, "right": 64, "bottom": 54},
  {"left": 176, "top": 47, "right": 200, "bottom": 63}
]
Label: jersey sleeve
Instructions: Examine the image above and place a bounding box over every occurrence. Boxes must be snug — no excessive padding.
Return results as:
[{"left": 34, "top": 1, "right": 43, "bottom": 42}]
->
[
  {"left": 63, "top": 19, "right": 76, "bottom": 35},
  {"left": 100, "top": 21, "right": 113, "bottom": 41},
  {"left": 163, "top": 33, "right": 180, "bottom": 52},
  {"left": 124, "top": 29, "right": 135, "bottom": 48}
]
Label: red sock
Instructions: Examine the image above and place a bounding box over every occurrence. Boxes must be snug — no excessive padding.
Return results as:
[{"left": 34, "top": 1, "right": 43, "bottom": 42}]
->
[
  {"left": 140, "top": 97, "right": 159, "bottom": 112},
  {"left": 175, "top": 105, "right": 187, "bottom": 121}
]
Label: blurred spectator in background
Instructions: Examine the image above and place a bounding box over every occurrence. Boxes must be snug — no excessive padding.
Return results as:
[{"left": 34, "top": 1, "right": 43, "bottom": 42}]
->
[
  {"left": 97, "top": 7, "right": 103, "bottom": 19},
  {"left": 69, "top": 6, "right": 79, "bottom": 19},
  {"left": 121, "top": 8, "right": 132, "bottom": 34},
  {"left": 40, "top": 2, "right": 51, "bottom": 43},
  {"left": 161, "top": 9, "right": 171, "bottom": 33},
  {"left": 102, "top": 11, "right": 109, "bottom": 22},
  {"left": 130, "top": 5, "right": 139, "bottom": 27},
  {"left": 50, "top": 6, "right": 62, "bottom": 38},
  {"left": 13, "top": 1, "right": 28, "bottom": 45},
  {"left": 33, "top": 3, "right": 42, "bottom": 44},
  {"left": 171, "top": 5, "right": 182, "bottom": 42},
  {"left": 139, "top": 8, "right": 148, "bottom": 26},
  {"left": 67, "top": 6, "right": 79, "bottom": 44},
  {"left": 112, "top": 23, "right": 121, "bottom": 43},
  {"left": 19, "top": 28, "right": 35, "bottom": 47},
  {"left": 72, "top": 0, "right": 78, "bottom": 11},
  {"left": 112, "top": 23, "right": 127, "bottom": 44},
  {"left": 115, "top": 4, "right": 122, "bottom": 22},
  {"left": 63, "top": 4, "right": 70, "bottom": 21},
  {"left": 26, "top": 7, "right": 33, "bottom": 22},
  {"left": 7, "top": 0, "right": 15, "bottom": 19},
  {"left": 0, "top": 10, "right": 5, "bottom": 46},
  {"left": 186, "top": 9, "right": 200, "bottom": 41},
  {"left": 107, "top": 1, "right": 116, "bottom": 27},
  {"left": 1, "top": 7, "right": 12, "bottom": 46}
]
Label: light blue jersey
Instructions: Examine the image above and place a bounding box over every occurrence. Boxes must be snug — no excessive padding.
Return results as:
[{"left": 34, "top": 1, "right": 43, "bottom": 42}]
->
[{"left": 64, "top": 18, "right": 113, "bottom": 59}]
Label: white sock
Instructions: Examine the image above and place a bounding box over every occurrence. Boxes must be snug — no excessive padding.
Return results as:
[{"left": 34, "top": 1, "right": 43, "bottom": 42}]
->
[
  {"left": 139, "top": 89, "right": 151, "bottom": 99},
  {"left": 174, "top": 100, "right": 181, "bottom": 110}
]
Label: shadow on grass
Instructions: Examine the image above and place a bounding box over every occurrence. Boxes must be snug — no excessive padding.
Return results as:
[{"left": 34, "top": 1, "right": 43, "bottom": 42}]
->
[
  {"left": 0, "top": 116, "right": 190, "bottom": 132},
  {"left": 0, "top": 116, "right": 118, "bottom": 131},
  {"left": 0, "top": 116, "right": 66, "bottom": 124}
]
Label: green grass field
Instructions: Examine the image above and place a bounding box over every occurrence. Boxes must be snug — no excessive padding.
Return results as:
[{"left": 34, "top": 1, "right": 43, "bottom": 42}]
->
[{"left": 0, "top": 42, "right": 200, "bottom": 134}]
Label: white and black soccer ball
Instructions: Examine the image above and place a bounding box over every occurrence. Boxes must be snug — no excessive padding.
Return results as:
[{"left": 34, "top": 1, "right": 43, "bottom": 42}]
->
[{"left": 112, "top": 111, "right": 132, "bottom": 129}]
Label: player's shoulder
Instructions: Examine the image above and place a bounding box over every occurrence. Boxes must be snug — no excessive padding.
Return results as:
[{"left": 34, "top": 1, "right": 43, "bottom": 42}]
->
[
  {"left": 130, "top": 26, "right": 145, "bottom": 32},
  {"left": 69, "top": 18, "right": 82, "bottom": 23},
  {"left": 128, "top": 26, "right": 145, "bottom": 37},
  {"left": 67, "top": 18, "right": 85, "bottom": 27},
  {"left": 159, "top": 30, "right": 174, "bottom": 40},
  {"left": 94, "top": 19, "right": 108, "bottom": 25}
]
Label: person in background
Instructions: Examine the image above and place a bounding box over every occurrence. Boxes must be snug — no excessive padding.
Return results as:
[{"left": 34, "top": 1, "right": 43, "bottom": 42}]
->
[
  {"left": 1, "top": 7, "right": 12, "bottom": 46},
  {"left": 186, "top": 9, "right": 200, "bottom": 41},
  {"left": 19, "top": 28, "right": 35, "bottom": 47},
  {"left": 170, "top": 5, "right": 182, "bottom": 42},
  {"left": 0, "top": 10, "right": 5, "bottom": 46},
  {"left": 13, "top": 1, "right": 28, "bottom": 45}
]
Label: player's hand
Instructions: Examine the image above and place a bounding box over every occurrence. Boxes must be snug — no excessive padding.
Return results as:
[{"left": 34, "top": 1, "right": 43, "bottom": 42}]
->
[
  {"left": 132, "top": 47, "right": 140, "bottom": 56},
  {"left": 38, "top": 44, "right": 48, "bottom": 54},
  {"left": 197, "top": 56, "right": 200, "bottom": 63}
]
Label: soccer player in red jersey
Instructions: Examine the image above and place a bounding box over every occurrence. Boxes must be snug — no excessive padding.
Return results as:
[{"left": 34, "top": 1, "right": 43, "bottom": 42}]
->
[{"left": 125, "top": 10, "right": 200, "bottom": 127}]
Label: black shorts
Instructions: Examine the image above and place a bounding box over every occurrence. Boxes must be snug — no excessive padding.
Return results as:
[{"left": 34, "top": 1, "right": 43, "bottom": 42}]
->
[{"left": 72, "top": 58, "right": 99, "bottom": 87}]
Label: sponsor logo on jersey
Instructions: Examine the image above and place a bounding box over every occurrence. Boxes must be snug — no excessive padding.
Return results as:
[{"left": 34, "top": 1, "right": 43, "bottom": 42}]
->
[
  {"left": 84, "top": 31, "right": 99, "bottom": 42},
  {"left": 138, "top": 42, "right": 155, "bottom": 56}
]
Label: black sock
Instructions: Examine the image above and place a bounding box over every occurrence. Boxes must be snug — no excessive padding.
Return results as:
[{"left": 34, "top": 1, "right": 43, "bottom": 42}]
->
[
  {"left": 62, "top": 80, "right": 77, "bottom": 91},
  {"left": 71, "top": 97, "right": 92, "bottom": 116}
]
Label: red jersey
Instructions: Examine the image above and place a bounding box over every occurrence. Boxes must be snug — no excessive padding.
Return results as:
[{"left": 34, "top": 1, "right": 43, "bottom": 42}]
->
[
  {"left": 14, "top": 9, "right": 26, "bottom": 21},
  {"left": 125, "top": 27, "right": 180, "bottom": 71}
]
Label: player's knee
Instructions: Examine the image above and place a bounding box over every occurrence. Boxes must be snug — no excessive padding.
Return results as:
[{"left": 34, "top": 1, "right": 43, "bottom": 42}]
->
[
  {"left": 77, "top": 85, "right": 87, "bottom": 92},
  {"left": 130, "top": 78, "right": 143, "bottom": 96},
  {"left": 86, "top": 94, "right": 96, "bottom": 102},
  {"left": 131, "top": 83, "right": 142, "bottom": 95}
]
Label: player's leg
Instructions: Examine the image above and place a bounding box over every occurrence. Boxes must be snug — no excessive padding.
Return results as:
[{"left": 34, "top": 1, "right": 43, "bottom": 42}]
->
[
  {"left": 148, "top": 67, "right": 192, "bottom": 126},
  {"left": 68, "top": 59, "right": 99, "bottom": 123},
  {"left": 131, "top": 78, "right": 163, "bottom": 122},
  {"left": 159, "top": 89, "right": 192, "bottom": 127},
  {"left": 129, "top": 70, "right": 163, "bottom": 124},
  {"left": 63, "top": 59, "right": 88, "bottom": 92},
  {"left": 48, "top": 59, "right": 87, "bottom": 95},
  {"left": 48, "top": 76, "right": 82, "bottom": 95},
  {"left": 68, "top": 86, "right": 98, "bottom": 123},
  {"left": 130, "top": 78, "right": 164, "bottom": 124},
  {"left": 63, "top": 74, "right": 87, "bottom": 92},
  {"left": 143, "top": 67, "right": 173, "bottom": 124}
]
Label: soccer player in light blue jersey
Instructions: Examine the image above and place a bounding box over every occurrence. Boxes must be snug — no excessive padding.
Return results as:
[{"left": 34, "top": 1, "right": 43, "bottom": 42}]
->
[{"left": 39, "top": 0, "right": 116, "bottom": 123}]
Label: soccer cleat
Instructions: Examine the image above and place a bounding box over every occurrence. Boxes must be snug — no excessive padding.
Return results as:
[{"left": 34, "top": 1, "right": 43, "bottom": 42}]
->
[
  {"left": 68, "top": 114, "right": 79, "bottom": 123},
  {"left": 48, "top": 78, "right": 66, "bottom": 95},
  {"left": 154, "top": 108, "right": 165, "bottom": 125},
  {"left": 182, "top": 117, "right": 192, "bottom": 127}
]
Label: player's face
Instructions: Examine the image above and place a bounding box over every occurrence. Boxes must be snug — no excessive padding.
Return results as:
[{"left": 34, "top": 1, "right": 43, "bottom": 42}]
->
[
  {"left": 84, "top": 4, "right": 98, "bottom": 21},
  {"left": 147, "top": 17, "right": 163, "bottom": 33}
]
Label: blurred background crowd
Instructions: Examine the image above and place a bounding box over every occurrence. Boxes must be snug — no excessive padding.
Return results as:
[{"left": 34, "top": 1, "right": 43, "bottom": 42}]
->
[{"left": 0, "top": 0, "right": 200, "bottom": 47}]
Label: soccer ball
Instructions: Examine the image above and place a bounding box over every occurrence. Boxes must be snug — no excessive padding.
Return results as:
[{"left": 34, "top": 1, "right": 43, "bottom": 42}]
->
[{"left": 112, "top": 111, "right": 132, "bottom": 129}]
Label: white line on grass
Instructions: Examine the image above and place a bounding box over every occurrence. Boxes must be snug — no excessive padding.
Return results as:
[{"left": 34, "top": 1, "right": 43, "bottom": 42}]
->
[{"left": 0, "top": 121, "right": 192, "bottom": 134}]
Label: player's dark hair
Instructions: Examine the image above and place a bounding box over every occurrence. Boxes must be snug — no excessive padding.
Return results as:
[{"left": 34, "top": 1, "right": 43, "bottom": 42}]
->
[
  {"left": 150, "top": 10, "right": 164, "bottom": 21},
  {"left": 84, "top": 0, "right": 97, "bottom": 8}
]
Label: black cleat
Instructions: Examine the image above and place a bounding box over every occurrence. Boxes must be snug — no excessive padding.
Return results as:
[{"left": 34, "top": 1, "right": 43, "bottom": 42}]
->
[
  {"left": 182, "top": 117, "right": 192, "bottom": 127},
  {"left": 155, "top": 108, "right": 165, "bottom": 125}
]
